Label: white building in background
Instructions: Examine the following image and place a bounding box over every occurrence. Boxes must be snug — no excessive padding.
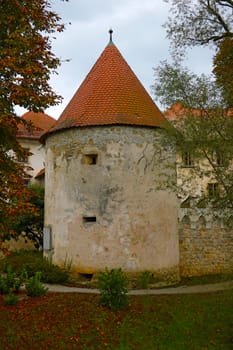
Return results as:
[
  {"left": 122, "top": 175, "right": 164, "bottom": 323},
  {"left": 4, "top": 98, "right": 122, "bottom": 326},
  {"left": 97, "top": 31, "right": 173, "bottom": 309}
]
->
[{"left": 17, "top": 111, "right": 55, "bottom": 185}]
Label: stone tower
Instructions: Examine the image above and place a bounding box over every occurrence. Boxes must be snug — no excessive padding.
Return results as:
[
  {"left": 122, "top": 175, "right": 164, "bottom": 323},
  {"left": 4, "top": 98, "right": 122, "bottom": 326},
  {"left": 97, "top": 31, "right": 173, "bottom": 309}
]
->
[{"left": 42, "top": 32, "right": 179, "bottom": 281}]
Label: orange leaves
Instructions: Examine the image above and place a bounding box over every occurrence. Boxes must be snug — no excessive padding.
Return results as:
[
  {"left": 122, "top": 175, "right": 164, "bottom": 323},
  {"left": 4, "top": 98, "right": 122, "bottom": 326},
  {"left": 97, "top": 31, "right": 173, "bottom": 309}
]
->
[
  {"left": 0, "top": 0, "right": 66, "bottom": 239},
  {"left": 213, "top": 38, "right": 233, "bottom": 107},
  {"left": 0, "top": 0, "right": 64, "bottom": 113}
]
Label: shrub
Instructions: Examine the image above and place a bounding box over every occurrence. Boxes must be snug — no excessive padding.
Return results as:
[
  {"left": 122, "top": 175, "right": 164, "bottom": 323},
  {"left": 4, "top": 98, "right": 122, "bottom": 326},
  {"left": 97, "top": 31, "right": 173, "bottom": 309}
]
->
[
  {"left": 25, "top": 272, "right": 48, "bottom": 297},
  {"left": 0, "top": 250, "right": 42, "bottom": 274},
  {"left": 0, "top": 275, "right": 9, "bottom": 294},
  {"left": 24, "top": 260, "right": 69, "bottom": 284},
  {"left": 3, "top": 291, "right": 19, "bottom": 306},
  {"left": 0, "top": 265, "right": 25, "bottom": 294},
  {"left": 97, "top": 268, "right": 129, "bottom": 310},
  {"left": 0, "top": 251, "right": 69, "bottom": 285},
  {"left": 138, "top": 271, "right": 153, "bottom": 289}
]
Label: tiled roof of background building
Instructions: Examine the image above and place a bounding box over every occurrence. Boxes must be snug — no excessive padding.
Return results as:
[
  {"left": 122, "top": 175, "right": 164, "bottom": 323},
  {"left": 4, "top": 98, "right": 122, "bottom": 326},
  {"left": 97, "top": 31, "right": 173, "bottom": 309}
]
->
[{"left": 17, "top": 111, "right": 55, "bottom": 140}]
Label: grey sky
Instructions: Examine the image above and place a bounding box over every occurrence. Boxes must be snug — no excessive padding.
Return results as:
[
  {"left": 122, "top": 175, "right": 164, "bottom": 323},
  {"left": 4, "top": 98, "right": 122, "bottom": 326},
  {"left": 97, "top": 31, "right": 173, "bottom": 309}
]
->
[{"left": 27, "top": 0, "right": 215, "bottom": 118}]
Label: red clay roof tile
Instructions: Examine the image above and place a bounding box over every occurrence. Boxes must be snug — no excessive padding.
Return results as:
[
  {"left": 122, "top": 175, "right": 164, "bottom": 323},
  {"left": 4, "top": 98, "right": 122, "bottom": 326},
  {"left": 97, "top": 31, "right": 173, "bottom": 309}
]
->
[
  {"left": 45, "top": 41, "right": 165, "bottom": 137},
  {"left": 17, "top": 111, "right": 55, "bottom": 140}
]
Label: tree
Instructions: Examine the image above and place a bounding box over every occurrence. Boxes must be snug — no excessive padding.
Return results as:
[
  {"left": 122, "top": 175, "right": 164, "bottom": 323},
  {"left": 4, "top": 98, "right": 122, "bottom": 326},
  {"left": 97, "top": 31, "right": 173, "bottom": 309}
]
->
[
  {"left": 0, "top": 0, "right": 66, "bottom": 240},
  {"left": 213, "top": 37, "right": 233, "bottom": 107},
  {"left": 152, "top": 1, "right": 233, "bottom": 210},
  {"left": 12, "top": 185, "right": 44, "bottom": 249},
  {"left": 164, "top": 0, "right": 233, "bottom": 54},
  {"left": 153, "top": 63, "right": 233, "bottom": 209},
  {"left": 164, "top": 0, "right": 233, "bottom": 106}
]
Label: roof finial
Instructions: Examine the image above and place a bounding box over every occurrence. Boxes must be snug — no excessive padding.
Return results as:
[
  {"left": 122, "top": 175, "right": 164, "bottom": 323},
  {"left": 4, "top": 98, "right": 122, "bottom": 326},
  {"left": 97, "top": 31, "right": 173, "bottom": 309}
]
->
[{"left": 108, "top": 28, "right": 114, "bottom": 46}]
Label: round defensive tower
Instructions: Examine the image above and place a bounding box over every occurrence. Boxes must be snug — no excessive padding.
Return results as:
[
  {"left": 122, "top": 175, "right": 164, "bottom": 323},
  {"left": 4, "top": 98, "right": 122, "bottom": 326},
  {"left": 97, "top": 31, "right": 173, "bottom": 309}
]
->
[{"left": 42, "top": 32, "right": 179, "bottom": 282}]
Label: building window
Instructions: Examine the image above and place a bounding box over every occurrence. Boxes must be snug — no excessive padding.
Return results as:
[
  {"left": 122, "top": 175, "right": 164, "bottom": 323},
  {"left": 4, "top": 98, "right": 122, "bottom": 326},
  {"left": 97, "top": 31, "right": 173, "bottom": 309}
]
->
[
  {"left": 207, "top": 183, "right": 219, "bottom": 198},
  {"left": 182, "top": 151, "right": 194, "bottom": 167},
  {"left": 83, "top": 216, "right": 97, "bottom": 223},
  {"left": 82, "top": 154, "right": 98, "bottom": 165},
  {"left": 213, "top": 150, "right": 224, "bottom": 167}
]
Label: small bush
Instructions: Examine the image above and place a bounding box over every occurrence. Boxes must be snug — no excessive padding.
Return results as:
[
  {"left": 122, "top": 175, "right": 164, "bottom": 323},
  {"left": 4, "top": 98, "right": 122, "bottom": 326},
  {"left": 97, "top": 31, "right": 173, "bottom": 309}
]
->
[
  {"left": 0, "top": 266, "right": 25, "bottom": 294},
  {"left": 3, "top": 291, "right": 19, "bottom": 306},
  {"left": 138, "top": 271, "right": 153, "bottom": 289},
  {"left": 0, "top": 250, "right": 43, "bottom": 274},
  {"left": 25, "top": 272, "right": 48, "bottom": 297},
  {"left": 97, "top": 268, "right": 129, "bottom": 310},
  {"left": 24, "top": 260, "right": 69, "bottom": 284},
  {"left": 0, "top": 275, "right": 9, "bottom": 294},
  {"left": 0, "top": 250, "right": 69, "bottom": 284}
]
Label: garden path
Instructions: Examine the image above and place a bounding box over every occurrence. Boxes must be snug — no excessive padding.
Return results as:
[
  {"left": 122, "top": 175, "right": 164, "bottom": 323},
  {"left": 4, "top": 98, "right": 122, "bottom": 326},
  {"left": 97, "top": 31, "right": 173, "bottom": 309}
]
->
[{"left": 43, "top": 280, "right": 233, "bottom": 295}]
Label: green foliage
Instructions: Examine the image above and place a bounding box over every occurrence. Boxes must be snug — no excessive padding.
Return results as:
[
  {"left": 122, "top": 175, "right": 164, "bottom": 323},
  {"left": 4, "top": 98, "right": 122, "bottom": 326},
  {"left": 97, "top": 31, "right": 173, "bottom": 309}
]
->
[
  {"left": 153, "top": 60, "right": 233, "bottom": 210},
  {"left": 24, "top": 260, "right": 69, "bottom": 284},
  {"left": 25, "top": 271, "right": 48, "bottom": 297},
  {"left": 3, "top": 291, "right": 19, "bottom": 306},
  {"left": 0, "top": 275, "right": 8, "bottom": 294},
  {"left": 153, "top": 2, "right": 233, "bottom": 211},
  {"left": 164, "top": 0, "right": 233, "bottom": 56},
  {"left": 153, "top": 61, "right": 224, "bottom": 109},
  {"left": 0, "top": 250, "right": 69, "bottom": 284},
  {"left": 0, "top": 265, "right": 25, "bottom": 294},
  {"left": 12, "top": 185, "right": 44, "bottom": 249},
  {"left": 138, "top": 271, "right": 153, "bottom": 289},
  {"left": 97, "top": 268, "right": 129, "bottom": 310}
]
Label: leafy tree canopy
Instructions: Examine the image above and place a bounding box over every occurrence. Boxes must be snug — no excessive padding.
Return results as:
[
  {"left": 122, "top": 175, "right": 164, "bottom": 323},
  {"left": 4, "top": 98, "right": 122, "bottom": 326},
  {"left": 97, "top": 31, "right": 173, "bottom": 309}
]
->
[
  {"left": 0, "top": 0, "right": 67, "bottom": 240},
  {"left": 164, "top": 0, "right": 233, "bottom": 55},
  {"left": 153, "top": 1, "right": 233, "bottom": 210},
  {"left": 12, "top": 185, "right": 44, "bottom": 250}
]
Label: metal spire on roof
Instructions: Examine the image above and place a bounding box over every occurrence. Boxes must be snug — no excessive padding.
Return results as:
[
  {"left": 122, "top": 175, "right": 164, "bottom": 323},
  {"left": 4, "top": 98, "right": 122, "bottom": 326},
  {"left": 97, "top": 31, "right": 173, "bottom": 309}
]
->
[{"left": 108, "top": 28, "right": 114, "bottom": 46}]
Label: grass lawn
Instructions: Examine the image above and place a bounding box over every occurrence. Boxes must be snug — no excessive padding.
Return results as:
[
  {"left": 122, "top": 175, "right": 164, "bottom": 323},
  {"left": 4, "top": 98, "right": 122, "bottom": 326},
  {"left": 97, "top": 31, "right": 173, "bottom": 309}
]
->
[{"left": 0, "top": 290, "right": 232, "bottom": 350}]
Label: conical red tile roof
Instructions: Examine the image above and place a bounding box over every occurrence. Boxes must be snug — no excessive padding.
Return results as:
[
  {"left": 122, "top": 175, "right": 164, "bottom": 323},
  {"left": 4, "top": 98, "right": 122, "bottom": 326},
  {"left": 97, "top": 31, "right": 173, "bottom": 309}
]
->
[
  {"left": 17, "top": 111, "right": 55, "bottom": 140},
  {"left": 44, "top": 40, "right": 165, "bottom": 139}
]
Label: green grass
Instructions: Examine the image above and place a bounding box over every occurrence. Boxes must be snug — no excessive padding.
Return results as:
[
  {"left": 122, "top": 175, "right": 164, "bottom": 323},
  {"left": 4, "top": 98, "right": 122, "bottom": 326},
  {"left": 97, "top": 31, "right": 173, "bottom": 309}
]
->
[
  {"left": 179, "top": 273, "right": 233, "bottom": 287},
  {"left": 0, "top": 290, "right": 232, "bottom": 349}
]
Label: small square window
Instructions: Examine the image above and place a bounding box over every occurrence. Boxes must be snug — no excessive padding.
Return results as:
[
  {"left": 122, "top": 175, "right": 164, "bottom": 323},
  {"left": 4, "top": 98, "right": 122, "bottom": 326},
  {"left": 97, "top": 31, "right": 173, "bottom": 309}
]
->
[
  {"left": 182, "top": 151, "right": 194, "bottom": 167},
  {"left": 82, "top": 154, "right": 98, "bottom": 165}
]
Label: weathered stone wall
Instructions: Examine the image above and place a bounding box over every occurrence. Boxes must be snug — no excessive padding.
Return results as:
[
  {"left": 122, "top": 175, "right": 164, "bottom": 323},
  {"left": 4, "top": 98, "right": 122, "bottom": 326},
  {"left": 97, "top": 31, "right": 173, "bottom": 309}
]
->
[
  {"left": 44, "top": 126, "right": 179, "bottom": 280},
  {"left": 179, "top": 208, "right": 233, "bottom": 276}
]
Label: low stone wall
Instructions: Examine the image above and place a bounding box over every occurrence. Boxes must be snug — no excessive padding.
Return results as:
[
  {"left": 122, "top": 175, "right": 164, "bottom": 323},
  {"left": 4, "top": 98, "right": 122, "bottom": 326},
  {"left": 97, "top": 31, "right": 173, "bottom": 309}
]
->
[{"left": 179, "top": 208, "right": 233, "bottom": 276}]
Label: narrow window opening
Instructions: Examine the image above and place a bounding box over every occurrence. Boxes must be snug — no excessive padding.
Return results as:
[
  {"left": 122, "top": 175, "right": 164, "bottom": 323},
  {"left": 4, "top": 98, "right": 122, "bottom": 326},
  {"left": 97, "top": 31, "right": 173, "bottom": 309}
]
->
[
  {"left": 83, "top": 216, "right": 97, "bottom": 223},
  {"left": 182, "top": 151, "right": 194, "bottom": 167},
  {"left": 82, "top": 154, "right": 98, "bottom": 165},
  {"left": 213, "top": 150, "right": 224, "bottom": 166},
  {"left": 207, "top": 183, "right": 219, "bottom": 198},
  {"left": 78, "top": 273, "right": 93, "bottom": 281}
]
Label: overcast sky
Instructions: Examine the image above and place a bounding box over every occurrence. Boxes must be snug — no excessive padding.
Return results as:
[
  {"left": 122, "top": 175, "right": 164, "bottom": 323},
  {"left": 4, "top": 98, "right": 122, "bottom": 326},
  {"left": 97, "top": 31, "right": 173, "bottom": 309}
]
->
[{"left": 39, "top": 0, "right": 214, "bottom": 118}]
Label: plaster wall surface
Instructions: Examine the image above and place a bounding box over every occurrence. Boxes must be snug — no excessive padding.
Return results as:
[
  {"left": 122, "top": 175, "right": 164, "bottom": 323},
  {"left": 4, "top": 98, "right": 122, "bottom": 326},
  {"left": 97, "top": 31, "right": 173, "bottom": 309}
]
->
[
  {"left": 44, "top": 126, "right": 179, "bottom": 279},
  {"left": 176, "top": 154, "right": 233, "bottom": 199},
  {"left": 19, "top": 139, "right": 45, "bottom": 181}
]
